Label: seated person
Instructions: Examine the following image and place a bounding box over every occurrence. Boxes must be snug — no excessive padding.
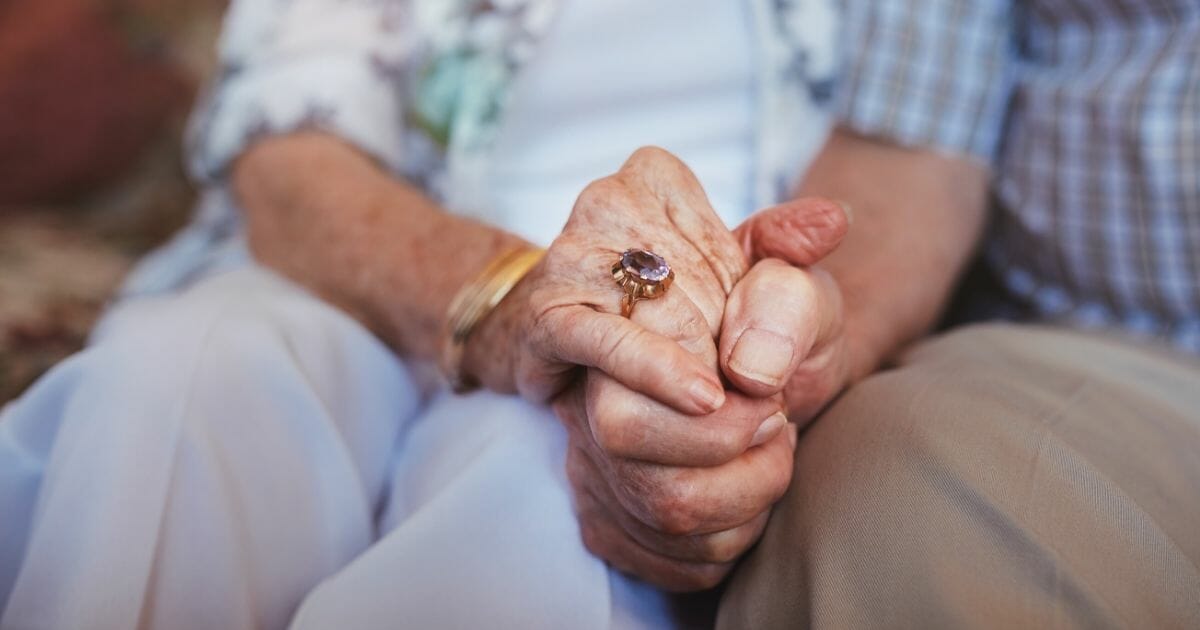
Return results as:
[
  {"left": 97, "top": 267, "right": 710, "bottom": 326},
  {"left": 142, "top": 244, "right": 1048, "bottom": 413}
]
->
[
  {"left": 719, "top": 0, "right": 1200, "bottom": 627},
  {"left": 1, "top": 0, "right": 842, "bottom": 627}
]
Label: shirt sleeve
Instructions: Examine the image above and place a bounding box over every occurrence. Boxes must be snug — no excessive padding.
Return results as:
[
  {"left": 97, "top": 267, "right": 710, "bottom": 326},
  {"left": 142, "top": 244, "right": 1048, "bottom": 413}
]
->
[
  {"left": 186, "top": 0, "right": 413, "bottom": 183},
  {"left": 833, "top": 0, "right": 1018, "bottom": 162}
]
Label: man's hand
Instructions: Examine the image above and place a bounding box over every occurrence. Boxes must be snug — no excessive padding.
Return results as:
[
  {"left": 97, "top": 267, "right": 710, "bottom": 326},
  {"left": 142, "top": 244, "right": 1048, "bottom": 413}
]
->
[
  {"left": 720, "top": 128, "right": 991, "bottom": 423},
  {"left": 725, "top": 199, "right": 852, "bottom": 422}
]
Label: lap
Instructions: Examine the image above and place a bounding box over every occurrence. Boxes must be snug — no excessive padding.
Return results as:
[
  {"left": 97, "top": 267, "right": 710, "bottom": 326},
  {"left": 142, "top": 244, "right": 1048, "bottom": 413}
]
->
[
  {"left": 12, "top": 265, "right": 425, "bottom": 534},
  {"left": 0, "top": 267, "right": 424, "bottom": 628},
  {"left": 1, "top": 266, "right": 675, "bottom": 629},
  {"left": 718, "top": 323, "right": 1200, "bottom": 629},
  {"left": 295, "top": 390, "right": 675, "bottom": 629}
]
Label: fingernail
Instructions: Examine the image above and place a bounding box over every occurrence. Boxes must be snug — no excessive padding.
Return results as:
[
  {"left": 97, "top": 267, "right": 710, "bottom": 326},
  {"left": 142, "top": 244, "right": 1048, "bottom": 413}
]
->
[
  {"left": 787, "top": 422, "right": 798, "bottom": 449},
  {"left": 750, "top": 412, "right": 787, "bottom": 447},
  {"left": 690, "top": 379, "right": 725, "bottom": 412},
  {"left": 836, "top": 200, "right": 854, "bottom": 225},
  {"left": 729, "top": 329, "right": 795, "bottom": 388}
]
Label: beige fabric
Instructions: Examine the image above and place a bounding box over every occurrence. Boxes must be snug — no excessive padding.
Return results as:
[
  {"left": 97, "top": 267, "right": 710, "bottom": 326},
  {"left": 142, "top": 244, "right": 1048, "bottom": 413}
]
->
[{"left": 717, "top": 323, "right": 1200, "bottom": 629}]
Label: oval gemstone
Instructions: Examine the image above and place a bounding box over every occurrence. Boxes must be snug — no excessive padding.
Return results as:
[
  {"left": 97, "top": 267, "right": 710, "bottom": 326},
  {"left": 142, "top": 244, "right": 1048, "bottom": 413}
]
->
[{"left": 621, "top": 249, "right": 670, "bottom": 283}]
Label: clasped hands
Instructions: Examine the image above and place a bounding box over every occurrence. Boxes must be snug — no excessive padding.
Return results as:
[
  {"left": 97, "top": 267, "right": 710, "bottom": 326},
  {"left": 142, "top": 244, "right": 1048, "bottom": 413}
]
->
[{"left": 463, "top": 147, "right": 851, "bottom": 591}]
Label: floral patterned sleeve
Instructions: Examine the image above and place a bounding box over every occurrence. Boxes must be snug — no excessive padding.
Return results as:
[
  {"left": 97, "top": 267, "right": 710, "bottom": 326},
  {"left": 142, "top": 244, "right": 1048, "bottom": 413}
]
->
[{"left": 186, "top": 0, "right": 413, "bottom": 182}]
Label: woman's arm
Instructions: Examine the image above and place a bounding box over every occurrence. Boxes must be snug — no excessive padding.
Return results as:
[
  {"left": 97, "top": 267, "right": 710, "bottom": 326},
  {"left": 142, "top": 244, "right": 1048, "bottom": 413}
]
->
[
  {"left": 208, "top": 0, "right": 539, "bottom": 390},
  {"left": 233, "top": 135, "right": 729, "bottom": 413},
  {"left": 233, "top": 131, "right": 528, "bottom": 366}
]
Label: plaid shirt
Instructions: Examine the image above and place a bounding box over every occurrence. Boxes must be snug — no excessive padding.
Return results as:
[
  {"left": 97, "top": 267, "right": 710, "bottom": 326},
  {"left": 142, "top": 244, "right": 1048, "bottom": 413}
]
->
[{"left": 837, "top": 0, "right": 1200, "bottom": 354}]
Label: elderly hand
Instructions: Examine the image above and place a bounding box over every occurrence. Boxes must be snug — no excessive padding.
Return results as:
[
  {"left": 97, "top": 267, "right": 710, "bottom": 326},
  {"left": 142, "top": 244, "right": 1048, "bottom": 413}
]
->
[
  {"left": 725, "top": 197, "right": 853, "bottom": 423},
  {"left": 463, "top": 146, "right": 753, "bottom": 415},
  {"left": 546, "top": 148, "right": 850, "bottom": 590}
]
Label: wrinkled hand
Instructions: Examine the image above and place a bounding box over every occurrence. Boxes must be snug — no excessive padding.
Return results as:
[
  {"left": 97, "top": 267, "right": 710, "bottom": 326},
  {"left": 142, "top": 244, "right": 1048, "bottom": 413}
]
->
[
  {"left": 463, "top": 146, "right": 751, "bottom": 414},
  {"left": 725, "top": 197, "right": 852, "bottom": 423},
  {"left": 554, "top": 379, "right": 794, "bottom": 591},
  {"left": 547, "top": 148, "right": 850, "bottom": 590}
]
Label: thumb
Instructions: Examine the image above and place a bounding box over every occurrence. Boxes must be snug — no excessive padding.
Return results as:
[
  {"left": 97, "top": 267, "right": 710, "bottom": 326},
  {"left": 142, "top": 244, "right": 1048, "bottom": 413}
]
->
[
  {"left": 719, "top": 259, "right": 832, "bottom": 398},
  {"left": 735, "top": 196, "right": 850, "bottom": 265}
]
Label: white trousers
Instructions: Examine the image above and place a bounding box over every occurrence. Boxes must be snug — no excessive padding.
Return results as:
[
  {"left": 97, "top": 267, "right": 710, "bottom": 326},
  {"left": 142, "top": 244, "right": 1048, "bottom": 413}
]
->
[{"left": 0, "top": 267, "right": 675, "bottom": 629}]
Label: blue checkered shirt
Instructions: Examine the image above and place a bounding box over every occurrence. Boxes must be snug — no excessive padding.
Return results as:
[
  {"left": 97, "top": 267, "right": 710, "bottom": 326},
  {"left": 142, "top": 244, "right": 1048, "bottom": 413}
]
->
[{"left": 837, "top": 0, "right": 1200, "bottom": 354}]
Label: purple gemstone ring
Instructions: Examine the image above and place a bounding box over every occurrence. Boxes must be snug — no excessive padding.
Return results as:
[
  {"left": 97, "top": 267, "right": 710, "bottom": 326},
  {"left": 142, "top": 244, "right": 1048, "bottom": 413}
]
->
[{"left": 612, "top": 248, "right": 675, "bottom": 318}]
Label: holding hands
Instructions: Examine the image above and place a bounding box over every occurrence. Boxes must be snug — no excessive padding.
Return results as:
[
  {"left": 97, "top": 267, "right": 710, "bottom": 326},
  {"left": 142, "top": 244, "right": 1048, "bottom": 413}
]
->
[{"left": 463, "top": 147, "right": 851, "bottom": 590}]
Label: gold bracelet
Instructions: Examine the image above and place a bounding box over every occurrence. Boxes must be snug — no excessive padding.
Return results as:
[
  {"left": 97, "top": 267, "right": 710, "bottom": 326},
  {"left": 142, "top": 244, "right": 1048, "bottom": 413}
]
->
[{"left": 440, "top": 246, "right": 545, "bottom": 392}]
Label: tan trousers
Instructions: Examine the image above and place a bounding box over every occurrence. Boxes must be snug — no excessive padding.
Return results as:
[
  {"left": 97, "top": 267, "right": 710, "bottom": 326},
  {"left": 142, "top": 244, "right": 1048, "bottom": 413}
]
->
[{"left": 718, "top": 324, "right": 1200, "bottom": 629}]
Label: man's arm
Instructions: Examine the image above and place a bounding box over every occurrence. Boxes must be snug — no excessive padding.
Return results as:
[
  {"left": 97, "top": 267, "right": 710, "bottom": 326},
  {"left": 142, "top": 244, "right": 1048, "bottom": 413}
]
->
[
  {"left": 804, "top": 128, "right": 989, "bottom": 381},
  {"left": 720, "top": 129, "right": 990, "bottom": 420},
  {"left": 784, "top": 0, "right": 1014, "bottom": 384}
]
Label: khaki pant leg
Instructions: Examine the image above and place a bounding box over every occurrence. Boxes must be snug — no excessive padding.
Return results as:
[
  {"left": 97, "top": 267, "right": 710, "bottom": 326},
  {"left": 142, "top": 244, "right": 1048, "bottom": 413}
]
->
[{"left": 717, "top": 323, "right": 1200, "bottom": 629}]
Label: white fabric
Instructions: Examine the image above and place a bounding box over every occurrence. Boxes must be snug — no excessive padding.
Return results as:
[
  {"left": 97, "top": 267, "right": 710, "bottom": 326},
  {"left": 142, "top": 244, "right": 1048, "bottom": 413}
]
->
[
  {"left": 0, "top": 269, "right": 672, "bottom": 629},
  {"left": 487, "top": 0, "right": 756, "bottom": 243},
  {"left": 0, "top": 1, "right": 784, "bottom": 628}
]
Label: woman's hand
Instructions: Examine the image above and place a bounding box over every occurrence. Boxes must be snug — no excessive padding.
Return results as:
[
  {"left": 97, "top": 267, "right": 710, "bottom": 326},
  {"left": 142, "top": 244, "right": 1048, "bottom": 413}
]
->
[{"left": 461, "top": 146, "right": 752, "bottom": 414}]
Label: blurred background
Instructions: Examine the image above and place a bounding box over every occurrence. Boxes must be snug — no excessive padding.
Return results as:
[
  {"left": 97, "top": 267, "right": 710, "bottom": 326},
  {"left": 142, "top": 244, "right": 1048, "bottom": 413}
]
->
[{"left": 0, "top": 0, "right": 224, "bottom": 402}]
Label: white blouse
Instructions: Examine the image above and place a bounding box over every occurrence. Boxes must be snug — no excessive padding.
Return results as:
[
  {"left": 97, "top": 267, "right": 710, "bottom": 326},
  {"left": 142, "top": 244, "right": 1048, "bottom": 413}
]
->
[
  {"left": 488, "top": 0, "right": 756, "bottom": 244},
  {"left": 118, "top": 0, "right": 836, "bottom": 299}
]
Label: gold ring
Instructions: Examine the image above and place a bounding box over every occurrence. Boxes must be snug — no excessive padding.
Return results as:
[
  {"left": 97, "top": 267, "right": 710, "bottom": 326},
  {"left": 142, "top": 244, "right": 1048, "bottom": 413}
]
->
[{"left": 612, "top": 248, "right": 674, "bottom": 318}]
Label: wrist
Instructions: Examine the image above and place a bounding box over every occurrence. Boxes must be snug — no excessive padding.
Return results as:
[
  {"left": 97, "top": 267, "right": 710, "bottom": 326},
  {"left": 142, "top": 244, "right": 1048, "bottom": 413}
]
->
[
  {"left": 839, "top": 296, "right": 900, "bottom": 385},
  {"left": 442, "top": 248, "right": 543, "bottom": 392},
  {"left": 458, "top": 276, "right": 529, "bottom": 393}
]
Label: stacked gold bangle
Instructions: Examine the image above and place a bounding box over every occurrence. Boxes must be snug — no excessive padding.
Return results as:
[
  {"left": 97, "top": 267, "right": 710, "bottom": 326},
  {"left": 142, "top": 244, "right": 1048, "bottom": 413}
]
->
[{"left": 440, "top": 246, "right": 545, "bottom": 392}]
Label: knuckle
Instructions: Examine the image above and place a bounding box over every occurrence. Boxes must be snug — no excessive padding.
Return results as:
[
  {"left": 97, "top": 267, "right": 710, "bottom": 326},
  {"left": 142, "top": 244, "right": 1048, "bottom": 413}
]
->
[
  {"left": 645, "top": 478, "right": 702, "bottom": 536},
  {"left": 708, "top": 538, "right": 749, "bottom": 565},
  {"left": 693, "top": 530, "right": 746, "bottom": 564},
  {"left": 596, "top": 322, "right": 640, "bottom": 370},
  {"left": 539, "top": 237, "right": 584, "bottom": 275},
  {"left": 588, "top": 404, "right": 632, "bottom": 455},
  {"left": 628, "top": 145, "right": 675, "bottom": 167},
  {"left": 672, "top": 563, "right": 730, "bottom": 592},
  {"left": 668, "top": 303, "right": 710, "bottom": 339},
  {"left": 715, "top": 513, "right": 770, "bottom": 563},
  {"left": 576, "top": 177, "right": 624, "bottom": 209},
  {"left": 675, "top": 328, "right": 716, "bottom": 359},
  {"left": 578, "top": 521, "right": 606, "bottom": 558},
  {"left": 694, "top": 564, "right": 732, "bottom": 590},
  {"left": 623, "top": 147, "right": 692, "bottom": 188},
  {"left": 654, "top": 331, "right": 703, "bottom": 372},
  {"left": 705, "top": 427, "right": 746, "bottom": 464},
  {"left": 585, "top": 408, "right": 624, "bottom": 451}
]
